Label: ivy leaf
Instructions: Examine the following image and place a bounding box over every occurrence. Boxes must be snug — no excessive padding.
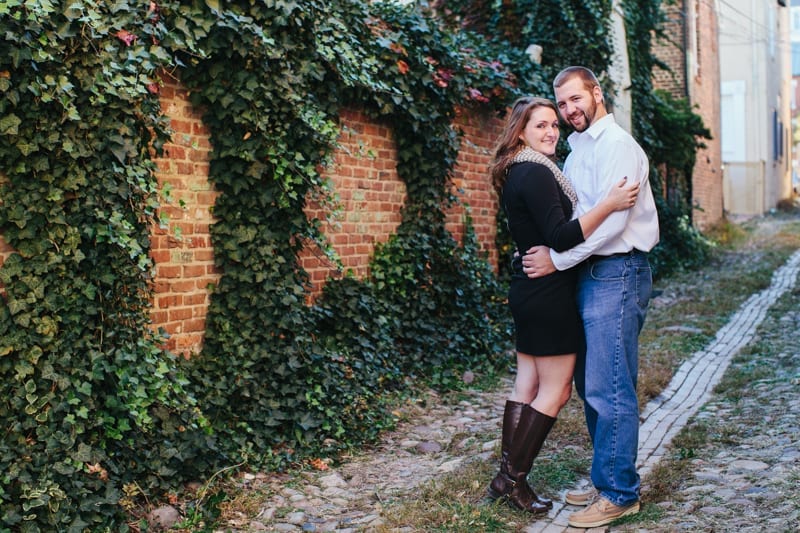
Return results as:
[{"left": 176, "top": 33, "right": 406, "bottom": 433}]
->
[
  {"left": 71, "top": 442, "right": 92, "bottom": 462},
  {"left": 15, "top": 139, "right": 37, "bottom": 156},
  {"left": 14, "top": 361, "right": 36, "bottom": 378},
  {"left": 0, "top": 114, "right": 22, "bottom": 135}
]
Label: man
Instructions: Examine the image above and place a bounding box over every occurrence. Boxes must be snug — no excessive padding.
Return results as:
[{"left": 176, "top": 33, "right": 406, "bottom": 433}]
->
[{"left": 521, "top": 66, "right": 659, "bottom": 529}]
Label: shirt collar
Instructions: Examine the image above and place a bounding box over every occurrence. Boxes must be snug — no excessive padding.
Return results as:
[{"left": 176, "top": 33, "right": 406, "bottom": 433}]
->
[{"left": 567, "top": 113, "right": 615, "bottom": 147}]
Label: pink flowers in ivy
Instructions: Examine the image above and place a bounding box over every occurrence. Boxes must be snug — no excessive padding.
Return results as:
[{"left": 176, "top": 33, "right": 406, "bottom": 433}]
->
[
  {"left": 115, "top": 29, "right": 137, "bottom": 46},
  {"left": 425, "top": 56, "right": 452, "bottom": 88},
  {"left": 467, "top": 88, "right": 489, "bottom": 103},
  {"left": 432, "top": 68, "right": 452, "bottom": 88}
]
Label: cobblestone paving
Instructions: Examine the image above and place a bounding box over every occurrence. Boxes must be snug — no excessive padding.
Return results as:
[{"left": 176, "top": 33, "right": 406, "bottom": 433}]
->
[
  {"left": 221, "top": 387, "right": 510, "bottom": 532},
  {"left": 642, "top": 307, "right": 800, "bottom": 533},
  {"left": 219, "top": 237, "right": 800, "bottom": 533}
]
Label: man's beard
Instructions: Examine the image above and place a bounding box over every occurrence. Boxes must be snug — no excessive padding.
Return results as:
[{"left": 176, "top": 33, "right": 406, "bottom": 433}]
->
[{"left": 569, "top": 100, "right": 597, "bottom": 132}]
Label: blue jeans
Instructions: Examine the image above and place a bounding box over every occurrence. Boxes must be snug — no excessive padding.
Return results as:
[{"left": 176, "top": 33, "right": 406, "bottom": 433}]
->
[{"left": 574, "top": 250, "right": 652, "bottom": 506}]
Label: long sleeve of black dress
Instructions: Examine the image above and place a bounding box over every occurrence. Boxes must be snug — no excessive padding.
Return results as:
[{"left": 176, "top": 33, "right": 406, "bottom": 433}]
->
[{"left": 502, "top": 161, "right": 585, "bottom": 255}]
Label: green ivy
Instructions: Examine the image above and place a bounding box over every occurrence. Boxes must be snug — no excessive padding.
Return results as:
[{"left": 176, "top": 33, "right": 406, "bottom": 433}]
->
[
  {"left": 440, "top": 0, "right": 714, "bottom": 277},
  {"left": 0, "top": 2, "right": 212, "bottom": 530},
  {"left": 433, "top": 0, "right": 611, "bottom": 95},
  {"left": 163, "top": 1, "right": 521, "bottom": 470}
]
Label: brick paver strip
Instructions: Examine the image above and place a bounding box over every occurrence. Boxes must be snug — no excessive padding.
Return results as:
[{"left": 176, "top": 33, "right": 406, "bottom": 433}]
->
[
  {"left": 524, "top": 249, "right": 800, "bottom": 533},
  {"left": 638, "top": 248, "right": 800, "bottom": 476}
]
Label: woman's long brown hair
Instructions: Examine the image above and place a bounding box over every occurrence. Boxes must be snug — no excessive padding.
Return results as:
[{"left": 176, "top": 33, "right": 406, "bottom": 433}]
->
[{"left": 490, "top": 96, "right": 559, "bottom": 196}]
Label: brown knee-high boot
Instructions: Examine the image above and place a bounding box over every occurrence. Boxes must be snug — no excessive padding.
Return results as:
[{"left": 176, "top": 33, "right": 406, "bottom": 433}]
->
[
  {"left": 487, "top": 402, "right": 555, "bottom": 512},
  {"left": 487, "top": 400, "right": 524, "bottom": 499},
  {"left": 487, "top": 403, "right": 556, "bottom": 513}
]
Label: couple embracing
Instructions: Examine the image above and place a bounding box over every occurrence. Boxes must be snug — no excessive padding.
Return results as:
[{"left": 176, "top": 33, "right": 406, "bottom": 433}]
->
[{"left": 487, "top": 66, "right": 659, "bottom": 529}]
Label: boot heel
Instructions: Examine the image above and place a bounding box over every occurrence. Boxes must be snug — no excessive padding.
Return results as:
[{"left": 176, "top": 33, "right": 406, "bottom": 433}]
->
[
  {"left": 486, "top": 486, "right": 503, "bottom": 501},
  {"left": 486, "top": 474, "right": 509, "bottom": 501}
]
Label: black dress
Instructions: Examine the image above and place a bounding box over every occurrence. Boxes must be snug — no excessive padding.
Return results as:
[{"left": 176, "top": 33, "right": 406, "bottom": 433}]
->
[{"left": 502, "top": 161, "right": 586, "bottom": 356}]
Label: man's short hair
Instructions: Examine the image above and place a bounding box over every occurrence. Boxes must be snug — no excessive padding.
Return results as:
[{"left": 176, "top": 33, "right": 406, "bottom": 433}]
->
[{"left": 553, "top": 66, "right": 601, "bottom": 92}]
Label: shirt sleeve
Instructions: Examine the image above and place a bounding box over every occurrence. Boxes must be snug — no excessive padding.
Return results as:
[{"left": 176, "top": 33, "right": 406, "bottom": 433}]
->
[
  {"left": 516, "top": 163, "right": 584, "bottom": 252},
  {"left": 549, "top": 138, "right": 641, "bottom": 270}
]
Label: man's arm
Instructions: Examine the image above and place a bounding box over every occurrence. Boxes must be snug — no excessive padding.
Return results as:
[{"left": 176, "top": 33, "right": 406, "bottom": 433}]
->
[
  {"left": 522, "top": 198, "right": 634, "bottom": 277},
  {"left": 524, "top": 137, "right": 645, "bottom": 275},
  {"left": 549, "top": 209, "right": 632, "bottom": 269}
]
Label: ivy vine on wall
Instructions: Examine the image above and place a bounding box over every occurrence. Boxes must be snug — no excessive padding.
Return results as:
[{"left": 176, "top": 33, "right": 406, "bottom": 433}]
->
[
  {"left": 0, "top": 2, "right": 212, "bottom": 530},
  {"left": 174, "top": 0, "right": 525, "bottom": 470},
  {"left": 0, "top": 0, "right": 527, "bottom": 528}
]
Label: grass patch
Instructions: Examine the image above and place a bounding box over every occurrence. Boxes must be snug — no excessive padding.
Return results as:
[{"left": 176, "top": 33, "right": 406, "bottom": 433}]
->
[
  {"left": 636, "top": 214, "right": 800, "bottom": 409},
  {"left": 531, "top": 448, "right": 590, "bottom": 493},
  {"left": 713, "top": 356, "right": 773, "bottom": 401},
  {"left": 373, "top": 446, "right": 588, "bottom": 531},
  {"left": 613, "top": 501, "right": 664, "bottom": 527},
  {"left": 702, "top": 217, "right": 749, "bottom": 247},
  {"left": 374, "top": 461, "right": 526, "bottom": 532},
  {"left": 642, "top": 421, "right": 709, "bottom": 503},
  {"left": 713, "top": 290, "right": 795, "bottom": 401}
]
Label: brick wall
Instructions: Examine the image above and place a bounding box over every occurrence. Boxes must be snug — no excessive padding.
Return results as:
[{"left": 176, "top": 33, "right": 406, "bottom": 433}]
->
[
  {"left": 690, "top": 0, "right": 723, "bottom": 228},
  {"left": 652, "top": 3, "right": 686, "bottom": 98},
  {"left": 300, "top": 109, "right": 502, "bottom": 299},
  {"left": 652, "top": 0, "right": 724, "bottom": 228},
  {"left": 153, "top": 82, "right": 504, "bottom": 355},
  {"left": 447, "top": 110, "right": 503, "bottom": 269},
  {"left": 150, "top": 80, "right": 220, "bottom": 355},
  {"left": 0, "top": 80, "right": 504, "bottom": 357},
  {"left": 0, "top": 233, "right": 11, "bottom": 274},
  {"left": 300, "top": 109, "right": 406, "bottom": 291},
  {"left": 0, "top": 172, "right": 9, "bottom": 267}
]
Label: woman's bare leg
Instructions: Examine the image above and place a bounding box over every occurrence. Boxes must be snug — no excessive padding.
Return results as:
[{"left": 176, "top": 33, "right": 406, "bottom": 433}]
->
[
  {"left": 510, "top": 352, "right": 539, "bottom": 404},
  {"left": 530, "top": 353, "right": 576, "bottom": 417}
]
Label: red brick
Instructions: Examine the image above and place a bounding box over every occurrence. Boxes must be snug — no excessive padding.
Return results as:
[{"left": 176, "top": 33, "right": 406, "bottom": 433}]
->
[
  {"left": 169, "top": 307, "right": 193, "bottom": 321},
  {"left": 157, "top": 295, "right": 182, "bottom": 308},
  {"left": 157, "top": 265, "right": 182, "bottom": 278},
  {"left": 182, "top": 264, "right": 207, "bottom": 278}
]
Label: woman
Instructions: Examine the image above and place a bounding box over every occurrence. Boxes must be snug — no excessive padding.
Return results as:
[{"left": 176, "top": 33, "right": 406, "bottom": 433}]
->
[{"left": 487, "top": 96, "right": 638, "bottom": 513}]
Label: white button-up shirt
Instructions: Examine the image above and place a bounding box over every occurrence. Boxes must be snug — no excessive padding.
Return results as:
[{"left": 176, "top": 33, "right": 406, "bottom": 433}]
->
[{"left": 550, "top": 113, "right": 660, "bottom": 270}]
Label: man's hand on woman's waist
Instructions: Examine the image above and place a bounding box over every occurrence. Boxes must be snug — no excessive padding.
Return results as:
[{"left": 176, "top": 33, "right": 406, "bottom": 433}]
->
[{"left": 521, "top": 245, "right": 556, "bottom": 279}]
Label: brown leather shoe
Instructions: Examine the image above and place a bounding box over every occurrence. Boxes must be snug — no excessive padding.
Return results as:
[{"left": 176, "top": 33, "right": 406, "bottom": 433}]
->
[
  {"left": 567, "top": 496, "right": 640, "bottom": 528},
  {"left": 564, "top": 486, "right": 598, "bottom": 506}
]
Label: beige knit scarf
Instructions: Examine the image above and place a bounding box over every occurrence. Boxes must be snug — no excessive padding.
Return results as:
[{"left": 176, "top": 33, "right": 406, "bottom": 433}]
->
[{"left": 509, "top": 146, "right": 578, "bottom": 212}]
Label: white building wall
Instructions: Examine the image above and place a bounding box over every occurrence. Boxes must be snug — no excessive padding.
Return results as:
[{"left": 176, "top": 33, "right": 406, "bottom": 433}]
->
[
  {"left": 720, "top": 0, "right": 792, "bottom": 215},
  {"left": 608, "top": 0, "right": 633, "bottom": 133}
]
